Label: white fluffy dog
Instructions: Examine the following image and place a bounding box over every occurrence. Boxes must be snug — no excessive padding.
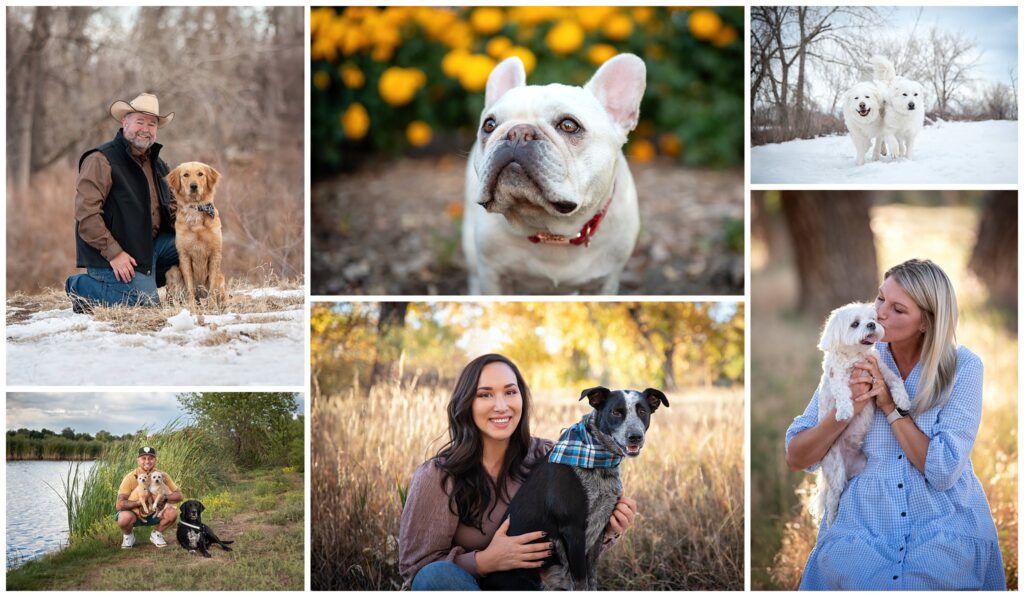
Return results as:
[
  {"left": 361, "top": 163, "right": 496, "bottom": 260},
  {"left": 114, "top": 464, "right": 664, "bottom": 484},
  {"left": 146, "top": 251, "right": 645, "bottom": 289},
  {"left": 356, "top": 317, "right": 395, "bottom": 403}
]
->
[
  {"left": 842, "top": 81, "right": 887, "bottom": 165},
  {"left": 872, "top": 55, "right": 925, "bottom": 159},
  {"left": 813, "top": 302, "right": 911, "bottom": 526}
]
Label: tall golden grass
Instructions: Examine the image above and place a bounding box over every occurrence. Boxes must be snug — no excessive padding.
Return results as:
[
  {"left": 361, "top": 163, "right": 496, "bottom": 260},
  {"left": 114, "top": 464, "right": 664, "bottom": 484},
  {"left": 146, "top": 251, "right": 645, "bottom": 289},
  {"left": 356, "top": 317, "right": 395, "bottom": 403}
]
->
[
  {"left": 312, "top": 382, "right": 744, "bottom": 590},
  {"left": 751, "top": 204, "right": 1017, "bottom": 589},
  {"left": 6, "top": 152, "right": 303, "bottom": 293}
]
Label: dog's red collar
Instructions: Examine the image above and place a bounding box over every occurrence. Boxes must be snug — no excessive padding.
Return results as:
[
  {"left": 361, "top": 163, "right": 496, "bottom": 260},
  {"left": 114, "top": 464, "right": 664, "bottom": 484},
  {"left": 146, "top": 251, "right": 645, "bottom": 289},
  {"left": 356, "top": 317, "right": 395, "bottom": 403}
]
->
[{"left": 527, "top": 183, "right": 615, "bottom": 248}]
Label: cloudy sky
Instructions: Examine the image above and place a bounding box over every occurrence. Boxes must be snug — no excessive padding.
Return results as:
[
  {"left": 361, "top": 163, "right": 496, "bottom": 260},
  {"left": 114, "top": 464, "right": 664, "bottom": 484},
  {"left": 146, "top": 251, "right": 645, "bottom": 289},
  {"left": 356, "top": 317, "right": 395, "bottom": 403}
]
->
[{"left": 6, "top": 393, "right": 304, "bottom": 435}]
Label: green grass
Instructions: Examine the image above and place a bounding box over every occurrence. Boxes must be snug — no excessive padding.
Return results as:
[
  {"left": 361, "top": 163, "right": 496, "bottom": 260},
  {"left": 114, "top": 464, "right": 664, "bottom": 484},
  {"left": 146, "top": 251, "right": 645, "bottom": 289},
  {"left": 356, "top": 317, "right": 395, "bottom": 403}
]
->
[{"left": 6, "top": 468, "right": 304, "bottom": 591}]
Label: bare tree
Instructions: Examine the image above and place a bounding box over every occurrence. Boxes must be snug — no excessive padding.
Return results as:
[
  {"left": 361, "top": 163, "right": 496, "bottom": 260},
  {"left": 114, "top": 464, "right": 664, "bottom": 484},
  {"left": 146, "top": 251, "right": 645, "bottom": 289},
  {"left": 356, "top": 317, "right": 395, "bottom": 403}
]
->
[
  {"left": 981, "top": 82, "right": 1015, "bottom": 120},
  {"left": 969, "top": 192, "right": 1016, "bottom": 319},
  {"left": 923, "top": 27, "right": 981, "bottom": 119}
]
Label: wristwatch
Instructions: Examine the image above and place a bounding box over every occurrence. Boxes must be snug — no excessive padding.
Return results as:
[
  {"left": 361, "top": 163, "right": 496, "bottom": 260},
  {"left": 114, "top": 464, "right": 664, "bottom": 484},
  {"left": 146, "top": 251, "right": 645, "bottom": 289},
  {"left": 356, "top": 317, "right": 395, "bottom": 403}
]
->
[{"left": 886, "top": 408, "right": 910, "bottom": 424}]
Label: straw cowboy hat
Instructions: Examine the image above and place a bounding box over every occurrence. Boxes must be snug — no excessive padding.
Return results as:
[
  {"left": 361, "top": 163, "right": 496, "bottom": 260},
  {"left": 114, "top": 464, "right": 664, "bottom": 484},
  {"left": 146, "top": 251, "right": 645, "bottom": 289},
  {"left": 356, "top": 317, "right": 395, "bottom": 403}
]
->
[{"left": 109, "top": 92, "right": 174, "bottom": 127}]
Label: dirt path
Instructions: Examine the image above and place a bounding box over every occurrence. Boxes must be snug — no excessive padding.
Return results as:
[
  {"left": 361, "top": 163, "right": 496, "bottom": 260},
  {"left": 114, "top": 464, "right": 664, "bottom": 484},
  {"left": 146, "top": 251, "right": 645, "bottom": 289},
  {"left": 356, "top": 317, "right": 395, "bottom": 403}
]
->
[{"left": 312, "top": 154, "right": 744, "bottom": 295}]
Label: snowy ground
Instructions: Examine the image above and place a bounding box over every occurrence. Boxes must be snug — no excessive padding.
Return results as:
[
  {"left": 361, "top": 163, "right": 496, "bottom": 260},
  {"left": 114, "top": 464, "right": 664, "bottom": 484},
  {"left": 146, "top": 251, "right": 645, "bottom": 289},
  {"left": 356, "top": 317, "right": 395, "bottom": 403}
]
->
[
  {"left": 751, "top": 120, "right": 1017, "bottom": 184},
  {"left": 6, "top": 288, "right": 305, "bottom": 386}
]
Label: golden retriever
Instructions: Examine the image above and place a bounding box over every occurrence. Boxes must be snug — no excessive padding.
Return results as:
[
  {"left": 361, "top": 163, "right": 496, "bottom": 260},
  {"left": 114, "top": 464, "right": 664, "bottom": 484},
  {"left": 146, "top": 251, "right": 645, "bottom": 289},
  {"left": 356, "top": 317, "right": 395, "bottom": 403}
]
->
[{"left": 164, "top": 161, "right": 226, "bottom": 308}]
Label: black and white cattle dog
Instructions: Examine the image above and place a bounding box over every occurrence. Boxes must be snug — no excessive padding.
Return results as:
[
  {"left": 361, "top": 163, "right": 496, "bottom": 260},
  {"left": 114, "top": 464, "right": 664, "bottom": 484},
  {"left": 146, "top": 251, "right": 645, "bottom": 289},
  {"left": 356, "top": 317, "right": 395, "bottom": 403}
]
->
[
  {"left": 176, "top": 499, "right": 234, "bottom": 558},
  {"left": 482, "top": 386, "right": 669, "bottom": 590}
]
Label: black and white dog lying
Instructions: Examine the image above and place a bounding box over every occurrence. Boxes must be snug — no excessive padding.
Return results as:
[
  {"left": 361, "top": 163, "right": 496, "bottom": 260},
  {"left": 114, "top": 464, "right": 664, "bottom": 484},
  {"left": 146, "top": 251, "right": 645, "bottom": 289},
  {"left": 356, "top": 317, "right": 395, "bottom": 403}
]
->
[
  {"left": 177, "top": 499, "right": 234, "bottom": 558},
  {"left": 482, "top": 386, "right": 668, "bottom": 590}
]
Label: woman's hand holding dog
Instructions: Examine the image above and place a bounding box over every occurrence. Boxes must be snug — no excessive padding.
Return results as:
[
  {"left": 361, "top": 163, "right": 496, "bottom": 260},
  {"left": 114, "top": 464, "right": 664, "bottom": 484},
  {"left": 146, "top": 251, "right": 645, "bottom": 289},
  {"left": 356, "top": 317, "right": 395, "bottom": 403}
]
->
[
  {"left": 850, "top": 356, "right": 895, "bottom": 414},
  {"left": 476, "top": 518, "right": 552, "bottom": 575},
  {"left": 605, "top": 496, "right": 638, "bottom": 539}
]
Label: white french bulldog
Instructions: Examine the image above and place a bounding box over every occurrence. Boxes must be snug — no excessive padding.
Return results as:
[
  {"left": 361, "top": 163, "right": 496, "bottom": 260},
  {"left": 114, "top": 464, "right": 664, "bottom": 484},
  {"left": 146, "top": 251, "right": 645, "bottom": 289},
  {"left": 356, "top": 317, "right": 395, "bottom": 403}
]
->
[{"left": 463, "top": 53, "right": 647, "bottom": 294}]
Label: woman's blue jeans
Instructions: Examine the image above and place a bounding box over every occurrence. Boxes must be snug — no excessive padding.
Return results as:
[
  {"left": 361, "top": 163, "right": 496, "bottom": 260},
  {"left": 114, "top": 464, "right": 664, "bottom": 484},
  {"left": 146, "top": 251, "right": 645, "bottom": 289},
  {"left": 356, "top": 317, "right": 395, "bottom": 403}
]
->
[
  {"left": 411, "top": 561, "right": 481, "bottom": 591},
  {"left": 65, "top": 232, "right": 178, "bottom": 308}
]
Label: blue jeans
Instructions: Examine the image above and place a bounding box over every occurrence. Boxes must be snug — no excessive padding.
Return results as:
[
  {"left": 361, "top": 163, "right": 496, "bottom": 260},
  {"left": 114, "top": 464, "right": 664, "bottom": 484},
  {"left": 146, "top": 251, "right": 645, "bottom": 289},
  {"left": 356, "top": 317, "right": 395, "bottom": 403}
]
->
[
  {"left": 411, "top": 561, "right": 481, "bottom": 591},
  {"left": 66, "top": 232, "right": 179, "bottom": 307}
]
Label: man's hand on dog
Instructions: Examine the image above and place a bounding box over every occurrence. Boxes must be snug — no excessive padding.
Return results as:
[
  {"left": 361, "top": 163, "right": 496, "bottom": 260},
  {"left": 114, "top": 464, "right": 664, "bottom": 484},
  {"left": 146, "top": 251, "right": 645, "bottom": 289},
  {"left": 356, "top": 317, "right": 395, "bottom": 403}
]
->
[
  {"left": 606, "top": 496, "right": 638, "bottom": 537},
  {"left": 110, "top": 251, "right": 137, "bottom": 282},
  {"left": 476, "top": 518, "right": 552, "bottom": 575}
]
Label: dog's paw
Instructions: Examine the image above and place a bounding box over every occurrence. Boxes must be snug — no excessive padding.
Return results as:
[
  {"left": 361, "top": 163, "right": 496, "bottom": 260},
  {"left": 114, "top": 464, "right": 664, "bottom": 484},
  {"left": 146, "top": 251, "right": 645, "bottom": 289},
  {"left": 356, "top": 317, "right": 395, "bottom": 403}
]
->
[
  {"left": 835, "top": 401, "right": 854, "bottom": 421},
  {"left": 892, "top": 388, "right": 912, "bottom": 410}
]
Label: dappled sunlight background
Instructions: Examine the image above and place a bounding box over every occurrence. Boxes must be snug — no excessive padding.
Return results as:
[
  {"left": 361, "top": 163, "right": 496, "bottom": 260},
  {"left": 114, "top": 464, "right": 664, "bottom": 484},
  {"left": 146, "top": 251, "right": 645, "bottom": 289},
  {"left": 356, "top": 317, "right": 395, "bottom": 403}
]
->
[{"left": 750, "top": 198, "right": 1017, "bottom": 589}]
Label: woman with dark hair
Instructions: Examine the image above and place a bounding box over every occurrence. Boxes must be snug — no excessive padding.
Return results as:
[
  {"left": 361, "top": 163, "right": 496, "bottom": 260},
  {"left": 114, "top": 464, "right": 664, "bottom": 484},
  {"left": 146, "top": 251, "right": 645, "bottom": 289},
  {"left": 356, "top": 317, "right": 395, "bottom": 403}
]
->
[{"left": 398, "top": 353, "right": 637, "bottom": 590}]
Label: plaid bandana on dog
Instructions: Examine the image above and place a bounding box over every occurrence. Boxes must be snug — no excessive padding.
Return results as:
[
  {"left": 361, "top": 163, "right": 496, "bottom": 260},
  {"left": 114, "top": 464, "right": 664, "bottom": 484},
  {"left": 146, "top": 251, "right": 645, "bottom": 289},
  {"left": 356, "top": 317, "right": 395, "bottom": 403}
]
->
[{"left": 548, "top": 419, "right": 622, "bottom": 469}]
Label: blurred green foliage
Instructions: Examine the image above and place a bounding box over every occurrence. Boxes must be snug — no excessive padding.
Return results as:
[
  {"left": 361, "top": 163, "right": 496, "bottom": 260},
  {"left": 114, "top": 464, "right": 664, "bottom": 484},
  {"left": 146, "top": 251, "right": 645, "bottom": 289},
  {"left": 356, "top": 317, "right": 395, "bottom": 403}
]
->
[{"left": 311, "top": 6, "right": 743, "bottom": 176}]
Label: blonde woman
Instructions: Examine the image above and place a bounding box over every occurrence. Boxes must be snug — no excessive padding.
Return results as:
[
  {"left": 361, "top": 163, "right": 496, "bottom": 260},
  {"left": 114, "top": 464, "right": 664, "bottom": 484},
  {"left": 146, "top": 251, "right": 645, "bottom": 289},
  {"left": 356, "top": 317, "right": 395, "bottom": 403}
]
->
[{"left": 785, "top": 259, "right": 1005, "bottom": 590}]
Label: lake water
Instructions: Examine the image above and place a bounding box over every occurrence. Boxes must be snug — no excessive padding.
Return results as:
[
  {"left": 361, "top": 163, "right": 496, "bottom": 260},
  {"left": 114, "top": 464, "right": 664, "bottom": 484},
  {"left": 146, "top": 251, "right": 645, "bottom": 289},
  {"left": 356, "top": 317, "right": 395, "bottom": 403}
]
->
[{"left": 6, "top": 460, "right": 95, "bottom": 569}]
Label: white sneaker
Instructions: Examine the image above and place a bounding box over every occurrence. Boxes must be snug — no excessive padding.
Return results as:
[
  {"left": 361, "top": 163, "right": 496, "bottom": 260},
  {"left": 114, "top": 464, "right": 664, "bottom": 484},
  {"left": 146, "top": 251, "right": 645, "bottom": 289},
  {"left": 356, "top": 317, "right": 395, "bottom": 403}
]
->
[
  {"left": 121, "top": 533, "right": 135, "bottom": 549},
  {"left": 150, "top": 530, "right": 167, "bottom": 548}
]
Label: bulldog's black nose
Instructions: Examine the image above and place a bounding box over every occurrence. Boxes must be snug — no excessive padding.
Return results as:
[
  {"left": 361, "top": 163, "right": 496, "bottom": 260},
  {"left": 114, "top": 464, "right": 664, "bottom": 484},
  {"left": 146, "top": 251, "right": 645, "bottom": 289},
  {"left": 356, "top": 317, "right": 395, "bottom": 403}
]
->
[
  {"left": 908, "top": 102, "right": 915, "bottom": 110},
  {"left": 189, "top": 182, "right": 199, "bottom": 192},
  {"left": 505, "top": 124, "right": 540, "bottom": 143},
  {"left": 866, "top": 322, "right": 876, "bottom": 330}
]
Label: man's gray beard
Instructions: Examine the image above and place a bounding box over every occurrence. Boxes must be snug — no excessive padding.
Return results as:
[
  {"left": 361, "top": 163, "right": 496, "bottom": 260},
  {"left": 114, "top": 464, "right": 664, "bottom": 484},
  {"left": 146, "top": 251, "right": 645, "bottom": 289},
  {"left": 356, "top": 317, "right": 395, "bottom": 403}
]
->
[{"left": 128, "top": 135, "right": 153, "bottom": 151}]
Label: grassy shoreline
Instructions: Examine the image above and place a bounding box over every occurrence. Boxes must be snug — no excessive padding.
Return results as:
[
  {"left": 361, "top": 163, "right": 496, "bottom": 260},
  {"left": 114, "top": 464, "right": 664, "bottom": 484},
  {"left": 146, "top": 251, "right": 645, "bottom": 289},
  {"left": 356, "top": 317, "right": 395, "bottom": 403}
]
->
[{"left": 6, "top": 468, "right": 304, "bottom": 591}]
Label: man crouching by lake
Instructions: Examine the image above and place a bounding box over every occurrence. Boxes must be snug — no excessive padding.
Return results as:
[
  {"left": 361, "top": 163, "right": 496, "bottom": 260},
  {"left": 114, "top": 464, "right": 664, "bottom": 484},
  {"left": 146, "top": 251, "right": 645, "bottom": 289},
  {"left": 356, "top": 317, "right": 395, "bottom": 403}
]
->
[{"left": 116, "top": 446, "right": 182, "bottom": 548}]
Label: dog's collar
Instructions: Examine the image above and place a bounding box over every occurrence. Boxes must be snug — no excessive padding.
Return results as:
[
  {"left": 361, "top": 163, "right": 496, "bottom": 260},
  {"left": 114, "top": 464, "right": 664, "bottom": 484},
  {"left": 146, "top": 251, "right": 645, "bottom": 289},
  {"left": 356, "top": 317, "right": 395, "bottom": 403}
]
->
[
  {"left": 527, "top": 182, "right": 615, "bottom": 248},
  {"left": 178, "top": 520, "right": 202, "bottom": 530},
  {"left": 188, "top": 203, "right": 216, "bottom": 217},
  {"left": 548, "top": 417, "right": 623, "bottom": 469}
]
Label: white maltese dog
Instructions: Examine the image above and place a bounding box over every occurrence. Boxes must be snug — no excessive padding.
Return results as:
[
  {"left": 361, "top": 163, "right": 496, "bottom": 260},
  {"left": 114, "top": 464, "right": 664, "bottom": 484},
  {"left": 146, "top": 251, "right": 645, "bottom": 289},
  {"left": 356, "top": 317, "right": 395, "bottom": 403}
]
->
[{"left": 813, "top": 302, "right": 911, "bottom": 525}]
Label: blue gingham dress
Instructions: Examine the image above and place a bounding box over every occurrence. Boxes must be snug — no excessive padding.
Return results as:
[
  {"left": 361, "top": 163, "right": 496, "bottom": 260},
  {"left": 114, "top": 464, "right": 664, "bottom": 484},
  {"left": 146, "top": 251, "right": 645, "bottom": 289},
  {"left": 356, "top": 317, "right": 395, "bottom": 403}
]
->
[{"left": 785, "top": 343, "right": 1006, "bottom": 590}]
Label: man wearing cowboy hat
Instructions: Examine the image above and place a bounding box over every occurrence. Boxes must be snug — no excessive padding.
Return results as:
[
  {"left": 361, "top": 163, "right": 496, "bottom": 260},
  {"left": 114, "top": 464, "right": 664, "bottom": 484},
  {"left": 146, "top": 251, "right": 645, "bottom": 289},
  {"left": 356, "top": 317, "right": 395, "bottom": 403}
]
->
[
  {"left": 65, "top": 92, "right": 179, "bottom": 311},
  {"left": 115, "top": 446, "right": 182, "bottom": 549}
]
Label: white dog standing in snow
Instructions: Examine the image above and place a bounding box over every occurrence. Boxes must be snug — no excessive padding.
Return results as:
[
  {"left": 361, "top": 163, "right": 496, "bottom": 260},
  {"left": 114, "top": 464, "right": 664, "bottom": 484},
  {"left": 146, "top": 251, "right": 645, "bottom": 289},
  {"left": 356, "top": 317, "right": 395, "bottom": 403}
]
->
[
  {"left": 813, "top": 302, "right": 911, "bottom": 526},
  {"left": 872, "top": 55, "right": 926, "bottom": 159},
  {"left": 841, "top": 81, "right": 888, "bottom": 166}
]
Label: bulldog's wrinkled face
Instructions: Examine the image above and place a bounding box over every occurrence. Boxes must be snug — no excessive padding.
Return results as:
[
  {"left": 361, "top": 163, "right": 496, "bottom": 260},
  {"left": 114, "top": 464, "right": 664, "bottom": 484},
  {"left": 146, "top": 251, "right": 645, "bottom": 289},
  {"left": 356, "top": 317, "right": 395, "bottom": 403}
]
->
[
  {"left": 888, "top": 77, "right": 925, "bottom": 115},
  {"left": 818, "top": 302, "right": 886, "bottom": 353},
  {"left": 844, "top": 82, "right": 882, "bottom": 123},
  {"left": 471, "top": 54, "right": 646, "bottom": 236}
]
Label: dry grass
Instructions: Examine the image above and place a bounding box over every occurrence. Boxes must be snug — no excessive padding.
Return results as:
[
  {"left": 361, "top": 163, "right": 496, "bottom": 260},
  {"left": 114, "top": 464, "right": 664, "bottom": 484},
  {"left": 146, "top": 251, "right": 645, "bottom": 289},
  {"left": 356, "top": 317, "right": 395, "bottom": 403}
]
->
[
  {"left": 751, "top": 204, "right": 1018, "bottom": 589},
  {"left": 312, "top": 382, "right": 744, "bottom": 590},
  {"left": 7, "top": 274, "right": 303, "bottom": 338},
  {"left": 6, "top": 153, "right": 303, "bottom": 294}
]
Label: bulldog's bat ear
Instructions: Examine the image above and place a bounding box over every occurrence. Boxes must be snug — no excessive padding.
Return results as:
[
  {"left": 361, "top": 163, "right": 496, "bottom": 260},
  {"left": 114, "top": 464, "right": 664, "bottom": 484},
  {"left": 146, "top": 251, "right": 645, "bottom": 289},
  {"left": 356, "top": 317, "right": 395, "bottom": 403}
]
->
[
  {"left": 579, "top": 386, "right": 611, "bottom": 409},
  {"left": 585, "top": 53, "right": 646, "bottom": 133},
  {"left": 642, "top": 388, "right": 669, "bottom": 411},
  {"left": 485, "top": 56, "right": 526, "bottom": 111}
]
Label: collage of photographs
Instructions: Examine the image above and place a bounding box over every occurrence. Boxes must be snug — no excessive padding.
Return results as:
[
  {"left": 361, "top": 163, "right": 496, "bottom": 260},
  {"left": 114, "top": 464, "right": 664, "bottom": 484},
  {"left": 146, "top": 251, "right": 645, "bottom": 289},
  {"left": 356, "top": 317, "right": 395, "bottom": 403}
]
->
[{"left": 2, "top": 4, "right": 1018, "bottom": 594}]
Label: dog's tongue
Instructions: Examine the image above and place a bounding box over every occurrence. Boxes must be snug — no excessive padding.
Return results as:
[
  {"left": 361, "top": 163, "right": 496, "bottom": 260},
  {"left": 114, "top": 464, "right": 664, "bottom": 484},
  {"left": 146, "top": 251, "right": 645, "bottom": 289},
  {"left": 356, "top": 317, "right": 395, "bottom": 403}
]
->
[{"left": 861, "top": 333, "right": 878, "bottom": 345}]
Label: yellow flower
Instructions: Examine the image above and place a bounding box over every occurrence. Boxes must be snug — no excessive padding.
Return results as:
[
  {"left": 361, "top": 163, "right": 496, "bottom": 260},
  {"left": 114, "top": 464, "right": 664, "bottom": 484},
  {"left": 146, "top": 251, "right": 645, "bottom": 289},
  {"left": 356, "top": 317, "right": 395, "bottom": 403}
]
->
[
  {"left": 486, "top": 36, "right": 513, "bottom": 59},
  {"left": 508, "top": 7, "right": 566, "bottom": 26},
  {"left": 712, "top": 25, "right": 739, "bottom": 48},
  {"left": 372, "top": 44, "right": 395, "bottom": 62},
  {"left": 378, "top": 67, "right": 427, "bottom": 106},
  {"left": 310, "top": 7, "right": 335, "bottom": 37},
  {"left": 501, "top": 46, "right": 536, "bottom": 75},
  {"left": 341, "top": 103, "right": 369, "bottom": 140},
  {"left": 311, "top": 36, "right": 338, "bottom": 62},
  {"left": 417, "top": 8, "right": 458, "bottom": 39},
  {"left": 406, "top": 121, "right": 433, "bottom": 147},
  {"left": 458, "top": 54, "right": 497, "bottom": 93},
  {"left": 632, "top": 7, "right": 654, "bottom": 25},
  {"left": 440, "top": 21, "right": 474, "bottom": 50},
  {"left": 545, "top": 20, "right": 585, "bottom": 55},
  {"left": 601, "top": 13, "right": 633, "bottom": 41},
  {"left": 442, "top": 49, "right": 471, "bottom": 79},
  {"left": 470, "top": 7, "right": 505, "bottom": 35},
  {"left": 341, "top": 25, "right": 370, "bottom": 56},
  {"left": 659, "top": 133, "right": 683, "bottom": 157},
  {"left": 341, "top": 64, "right": 365, "bottom": 88},
  {"left": 575, "top": 7, "right": 616, "bottom": 32},
  {"left": 688, "top": 9, "right": 722, "bottom": 41},
  {"left": 587, "top": 44, "right": 618, "bottom": 66},
  {"left": 627, "top": 139, "right": 656, "bottom": 162},
  {"left": 313, "top": 71, "right": 331, "bottom": 91},
  {"left": 371, "top": 25, "right": 401, "bottom": 48}
]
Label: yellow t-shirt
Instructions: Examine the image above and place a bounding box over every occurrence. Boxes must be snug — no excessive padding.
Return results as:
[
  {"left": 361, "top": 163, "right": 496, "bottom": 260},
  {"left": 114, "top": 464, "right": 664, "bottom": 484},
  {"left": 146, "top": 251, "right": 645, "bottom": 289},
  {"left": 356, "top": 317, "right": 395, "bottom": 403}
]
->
[{"left": 117, "top": 467, "right": 180, "bottom": 500}]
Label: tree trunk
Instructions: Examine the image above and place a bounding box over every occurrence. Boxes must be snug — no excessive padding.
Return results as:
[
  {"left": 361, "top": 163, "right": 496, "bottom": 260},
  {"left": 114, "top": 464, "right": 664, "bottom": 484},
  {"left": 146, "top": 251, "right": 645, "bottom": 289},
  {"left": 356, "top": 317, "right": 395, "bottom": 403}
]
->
[
  {"left": 369, "top": 302, "right": 409, "bottom": 389},
  {"left": 781, "top": 191, "right": 879, "bottom": 318},
  {"left": 662, "top": 343, "right": 677, "bottom": 392},
  {"left": 969, "top": 192, "right": 1017, "bottom": 317},
  {"left": 9, "top": 7, "right": 52, "bottom": 192}
]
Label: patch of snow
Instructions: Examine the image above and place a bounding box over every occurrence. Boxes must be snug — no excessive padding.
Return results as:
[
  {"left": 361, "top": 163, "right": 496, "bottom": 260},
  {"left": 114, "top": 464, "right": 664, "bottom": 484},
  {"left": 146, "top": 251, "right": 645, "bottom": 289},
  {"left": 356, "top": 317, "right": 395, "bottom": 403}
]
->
[
  {"left": 751, "top": 120, "right": 1017, "bottom": 184},
  {"left": 238, "top": 288, "right": 305, "bottom": 299},
  {"left": 6, "top": 291, "right": 304, "bottom": 386}
]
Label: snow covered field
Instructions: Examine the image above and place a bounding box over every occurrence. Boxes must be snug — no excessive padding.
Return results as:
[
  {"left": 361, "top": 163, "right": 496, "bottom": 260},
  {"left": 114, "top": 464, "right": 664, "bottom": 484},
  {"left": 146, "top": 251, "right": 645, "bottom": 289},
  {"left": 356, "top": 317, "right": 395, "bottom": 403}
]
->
[
  {"left": 751, "top": 120, "right": 1017, "bottom": 184},
  {"left": 6, "top": 288, "right": 305, "bottom": 386}
]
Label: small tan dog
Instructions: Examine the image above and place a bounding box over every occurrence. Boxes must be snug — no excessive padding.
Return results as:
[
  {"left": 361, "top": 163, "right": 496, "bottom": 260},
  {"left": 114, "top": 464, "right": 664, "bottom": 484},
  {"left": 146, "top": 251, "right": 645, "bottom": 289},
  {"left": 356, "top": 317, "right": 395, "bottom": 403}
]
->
[
  {"left": 165, "top": 161, "right": 226, "bottom": 308},
  {"left": 148, "top": 470, "right": 172, "bottom": 516},
  {"left": 129, "top": 472, "right": 153, "bottom": 516}
]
